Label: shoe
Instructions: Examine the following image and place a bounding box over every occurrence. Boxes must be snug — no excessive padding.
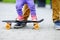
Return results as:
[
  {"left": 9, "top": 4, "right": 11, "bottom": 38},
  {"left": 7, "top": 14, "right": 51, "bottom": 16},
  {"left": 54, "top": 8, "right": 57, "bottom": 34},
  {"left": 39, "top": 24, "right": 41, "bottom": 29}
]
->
[
  {"left": 54, "top": 20, "right": 60, "bottom": 30},
  {"left": 31, "top": 16, "right": 37, "bottom": 21},
  {"left": 14, "top": 22, "right": 22, "bottom": 29},
  {"left": 16, "top": 16, "right": 24, "bottom": 21},
  {"left": 14, "top": 22, "right": 27, "bottom": 29},
  {"left": 20, "top": 22, "right": 27, "bottom": 27},
  {"left": 14, "top": 15, "right": 27, "bottom": 29}
]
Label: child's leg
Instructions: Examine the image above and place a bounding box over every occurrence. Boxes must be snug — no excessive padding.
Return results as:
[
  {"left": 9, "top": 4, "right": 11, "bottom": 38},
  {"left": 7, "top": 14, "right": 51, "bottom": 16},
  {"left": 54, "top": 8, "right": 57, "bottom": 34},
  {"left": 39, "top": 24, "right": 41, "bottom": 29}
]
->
[
  {"left": 26, "top": 0, "right": 37, "bottom": 21},
  {"left": 26, "top": 0, "right": 39, "bottom": 30},
  {"left": 16, "top": 0, "right": 24, "bottom": 21},
  {"left": 14, "top": 0, "right": 25, "bottom": 27}
]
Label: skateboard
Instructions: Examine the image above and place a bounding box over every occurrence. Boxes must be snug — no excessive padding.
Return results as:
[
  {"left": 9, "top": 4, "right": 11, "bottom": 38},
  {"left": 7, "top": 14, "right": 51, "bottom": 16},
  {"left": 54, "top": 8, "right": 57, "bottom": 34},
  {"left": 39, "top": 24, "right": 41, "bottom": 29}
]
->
[{"left": 2, "top": 19, "right": 44, "bottom": 30}]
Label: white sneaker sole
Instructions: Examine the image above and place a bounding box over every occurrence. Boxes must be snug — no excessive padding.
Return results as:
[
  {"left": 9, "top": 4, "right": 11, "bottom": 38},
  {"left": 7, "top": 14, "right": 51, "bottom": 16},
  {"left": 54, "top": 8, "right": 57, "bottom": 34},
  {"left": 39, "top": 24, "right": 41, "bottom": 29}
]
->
[{"left": 54, "top": 24, "right": 60, "bottom": 30}]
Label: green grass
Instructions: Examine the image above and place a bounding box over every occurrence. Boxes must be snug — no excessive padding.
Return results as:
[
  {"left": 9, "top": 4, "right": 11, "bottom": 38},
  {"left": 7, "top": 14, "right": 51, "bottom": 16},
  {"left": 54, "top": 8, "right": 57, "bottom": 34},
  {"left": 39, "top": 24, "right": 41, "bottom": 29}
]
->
[
  {"left": 3, "top": 0, "right": 16, "bottom": 3},
  {"left": 46, "top": 0, "right": 50, "bottom": 4},
  {"left": 3, "top": 0, "right": 50, "bottom": 4}
]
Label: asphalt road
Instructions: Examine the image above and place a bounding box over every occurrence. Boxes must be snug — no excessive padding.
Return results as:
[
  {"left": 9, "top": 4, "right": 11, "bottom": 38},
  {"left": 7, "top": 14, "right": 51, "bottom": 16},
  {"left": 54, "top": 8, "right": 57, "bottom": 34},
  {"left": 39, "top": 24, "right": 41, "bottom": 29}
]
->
[{"left": 0, "top": 3, "right": 60, "bottom": 40}]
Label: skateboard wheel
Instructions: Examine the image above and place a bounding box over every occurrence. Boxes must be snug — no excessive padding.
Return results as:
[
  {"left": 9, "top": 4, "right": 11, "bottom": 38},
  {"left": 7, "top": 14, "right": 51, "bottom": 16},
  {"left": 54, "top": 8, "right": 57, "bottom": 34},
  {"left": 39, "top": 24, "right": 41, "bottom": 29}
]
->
[
  {"left": 33, "top": 23, "right": 39, "bottom": 30},
  {"left": 5, "top": 22, "right": 11, "bottom": 30}
]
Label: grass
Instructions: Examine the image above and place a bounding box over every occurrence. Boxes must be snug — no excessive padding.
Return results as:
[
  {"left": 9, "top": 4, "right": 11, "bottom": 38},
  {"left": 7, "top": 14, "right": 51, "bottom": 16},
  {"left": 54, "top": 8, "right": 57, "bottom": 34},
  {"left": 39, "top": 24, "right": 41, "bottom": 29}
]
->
[
  {"left": 3, "top": 0, "right": 16, "bottom": 3},
  {"left": 3, "top": 0, "right": 50, "bottom": 4},
  {"left": 46, "top": 0, "right": 50, "bottom": 4}
]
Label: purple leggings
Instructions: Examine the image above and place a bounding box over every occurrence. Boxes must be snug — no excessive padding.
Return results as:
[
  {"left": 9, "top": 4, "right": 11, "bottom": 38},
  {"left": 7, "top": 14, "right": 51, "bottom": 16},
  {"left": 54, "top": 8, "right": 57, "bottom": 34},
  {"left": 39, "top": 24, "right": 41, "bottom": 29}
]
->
[{"left": 16, "top": 0, "right": 36, "bottom": 17}]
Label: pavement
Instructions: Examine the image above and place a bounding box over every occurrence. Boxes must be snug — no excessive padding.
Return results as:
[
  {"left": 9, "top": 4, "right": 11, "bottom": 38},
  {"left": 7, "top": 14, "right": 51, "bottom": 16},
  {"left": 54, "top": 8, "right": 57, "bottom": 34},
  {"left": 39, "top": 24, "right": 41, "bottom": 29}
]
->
[{"left": 0, "top": 2, "right": 60, "bottom": 40}]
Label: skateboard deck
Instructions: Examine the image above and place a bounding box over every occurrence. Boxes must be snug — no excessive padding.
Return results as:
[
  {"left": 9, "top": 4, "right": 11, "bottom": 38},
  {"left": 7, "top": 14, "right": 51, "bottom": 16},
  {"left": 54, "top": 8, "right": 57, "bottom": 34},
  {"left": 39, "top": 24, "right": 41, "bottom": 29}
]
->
[
  {"left": 2, "top": 19, "right": 44, "bottom": 30},
  {"left": 2, "top": 19, "right": 44, "bottom": 23}
]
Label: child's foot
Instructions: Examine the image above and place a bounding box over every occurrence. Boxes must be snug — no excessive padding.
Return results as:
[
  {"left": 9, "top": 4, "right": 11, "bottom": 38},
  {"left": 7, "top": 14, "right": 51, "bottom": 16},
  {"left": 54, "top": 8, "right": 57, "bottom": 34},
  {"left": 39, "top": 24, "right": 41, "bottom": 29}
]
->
[
  {"left": 14, "top": 21, "right": 27, "bottom": 29},
  {"left": 14, "top": 16, "right": 26, "bottom": 29},
  {"left": 54, "top": 20, "right": 60, "bottom": 30},
  {"left": 14, "top": 22, "right": 22, "bottom": 29},
  {"left": 16, "top": 16, "right": 24, "bottom": 21}
]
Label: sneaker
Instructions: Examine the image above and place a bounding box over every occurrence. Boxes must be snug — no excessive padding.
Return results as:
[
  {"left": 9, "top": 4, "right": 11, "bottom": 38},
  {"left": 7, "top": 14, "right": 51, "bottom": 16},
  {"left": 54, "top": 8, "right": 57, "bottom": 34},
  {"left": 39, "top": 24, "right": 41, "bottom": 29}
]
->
[
  {"left": 14, "top": 22, "right": 22, "bottom": 29},
  {"left": 16, "top": 16, "right": 24, "bottom": 21},
  {"left": 14, "top": 22, "right": 27, "bottom": 28},
  {"left": 14, "top": 17, "right": 27, "bottom": 29},
  {"left": 20, "top": 22, "right": 27, "bottom": 27},
  {"left": 14, "top": 15, "right": 24, "bottom": 29},
  {"left": 54, "top": 20, "right": 60, "bottom": 30},
  {"left": 31, "top": 16, "right": 37, "bottom": 21}
]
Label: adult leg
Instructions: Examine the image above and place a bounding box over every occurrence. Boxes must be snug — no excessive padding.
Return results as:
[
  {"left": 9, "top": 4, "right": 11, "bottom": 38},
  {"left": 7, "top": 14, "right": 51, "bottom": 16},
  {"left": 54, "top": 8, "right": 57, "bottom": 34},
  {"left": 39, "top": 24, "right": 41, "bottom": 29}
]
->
[
  {"left": 52, "top": 0, "right": 60, "bottom": 29},
  {"left": 22, "top": 4, "right": 30, "bottom": 21},
  {"left": 52, "top": 0, "right": 59, "bottom": 22}
]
